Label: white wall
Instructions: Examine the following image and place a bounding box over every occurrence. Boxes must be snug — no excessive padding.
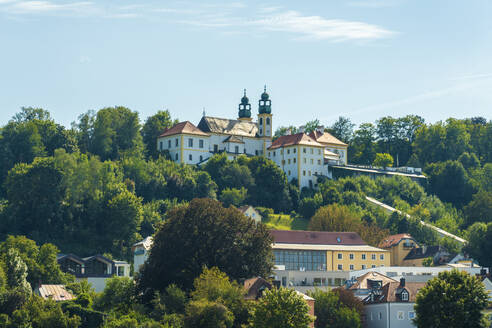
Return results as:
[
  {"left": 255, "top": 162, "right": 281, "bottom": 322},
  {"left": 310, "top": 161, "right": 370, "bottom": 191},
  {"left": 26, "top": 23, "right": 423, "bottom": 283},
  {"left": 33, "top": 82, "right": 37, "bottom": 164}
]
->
[
  {"left": 298, "top": 146, "right": 324, "bottom": 189},
  {"left": 349, "top": 265, "right": 483, "bottom": 279}
]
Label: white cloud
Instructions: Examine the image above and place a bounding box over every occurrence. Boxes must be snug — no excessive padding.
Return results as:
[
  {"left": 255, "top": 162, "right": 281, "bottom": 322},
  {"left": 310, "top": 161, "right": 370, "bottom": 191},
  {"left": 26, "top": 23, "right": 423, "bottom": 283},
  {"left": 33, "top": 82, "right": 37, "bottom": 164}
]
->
[
  {"left": 449, "top": 73, "right": 492, "bottom": 81},
  {"left": 251, "top": 10, "right": 394, "bottom": 41},
  {"left": 8, "top": 0, "right": 93, "bottom": 13}
]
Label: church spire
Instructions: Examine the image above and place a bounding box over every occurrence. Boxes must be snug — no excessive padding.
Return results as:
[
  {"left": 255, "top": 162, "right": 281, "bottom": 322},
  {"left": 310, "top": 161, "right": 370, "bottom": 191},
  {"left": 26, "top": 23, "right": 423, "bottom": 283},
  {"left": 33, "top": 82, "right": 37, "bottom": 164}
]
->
[
  {"left": 238, "top": 89, "right": 252, "bottom": 120},
  {"left": 258, "top": 85, "right": 271, "bottom": 114}
]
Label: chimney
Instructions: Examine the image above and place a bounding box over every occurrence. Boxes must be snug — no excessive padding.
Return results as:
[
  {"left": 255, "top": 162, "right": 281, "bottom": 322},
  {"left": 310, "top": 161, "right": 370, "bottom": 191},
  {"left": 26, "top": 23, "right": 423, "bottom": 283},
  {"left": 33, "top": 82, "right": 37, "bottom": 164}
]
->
[{"left": 400, "top": 278, "right": 405, "bottom": 287}]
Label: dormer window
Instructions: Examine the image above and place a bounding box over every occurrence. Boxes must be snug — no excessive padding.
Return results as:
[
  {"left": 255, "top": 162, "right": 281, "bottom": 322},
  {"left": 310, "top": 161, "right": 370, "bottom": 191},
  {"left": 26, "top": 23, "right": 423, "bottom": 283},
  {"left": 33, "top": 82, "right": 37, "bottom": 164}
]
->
[{"left": 400, "top": 289, "right": 409, "bottom": 301}]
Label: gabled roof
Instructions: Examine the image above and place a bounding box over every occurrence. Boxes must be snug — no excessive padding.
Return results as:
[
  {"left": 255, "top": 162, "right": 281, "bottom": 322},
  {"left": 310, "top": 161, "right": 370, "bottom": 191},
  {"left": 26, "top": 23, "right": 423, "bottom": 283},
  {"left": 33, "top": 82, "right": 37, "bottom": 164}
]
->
[
  {"left": 159, "top": 121, "right": 209, "bottom": 137},
  {"left": 380, "top": 281, "right": 426, "bottom": 303},
  {"left": 349, "top": 271, "right": 398, "bottom": 290},
  {"left": 309, "top": 131, "right": 347, "bottom": 146},
  {"left": 223, "top": 135, "right": 245, "bottom": 144},
  {"left": 244, "top": 277, "right": 272, "bottom": 300},
  {"left": 268, "top": 133, "right": 324, "bottom": 150},
  {"left": 378, "top": 233, "right": 415, "bottom": 248},
  {"left": 132, "top": 236, "right": 153, "bottom": 251},
  {"left": 35, "top": 285, "right": 75, "bottom": 302},
  {"left": 198, "top": 116, "right": 258, "bottom": 137},
  {"left": 270, "top": 230, "right": 367, "bottom": 246}
]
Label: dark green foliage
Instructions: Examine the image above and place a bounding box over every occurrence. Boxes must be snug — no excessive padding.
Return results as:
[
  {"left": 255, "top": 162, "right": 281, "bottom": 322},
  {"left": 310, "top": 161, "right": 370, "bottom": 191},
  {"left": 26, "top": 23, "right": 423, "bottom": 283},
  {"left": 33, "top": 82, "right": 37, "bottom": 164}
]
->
[
  {"left": 464, "top": 222, "right": 492, "bottom": 269},
  {"left": 249, "top": 287, "right": 313, "bottom": 328},
  {"left": 328, "top": 116, "right": 355, "bottom": 144},
  {"left": 137, "top": 198, "right": 273, "bottom": 293},
  {"left": 426, "top": 160, "right": 476, "bottom": 208},
  {"left": 219, "top": 187, "right": 247, "bottom": 207},
  {"left": 62, "top": 302, "right": 105, "bottom": 328},
  {"left": 142, "top": 110, "right": 178, "bottom": 159},
  {"left": 414, "top": 270, "right": 489, "bottom": 328},
  {"left": 184, "top": 299, "right": 234, "bottom": 328},
  {"left": 307, "top": 289, "right": 361, "bottom": 328},
  {"left": 96, "top": 276, "right": 136, "bottom": 313},
  {"left": 298, "top": 193, "right": 323, "bottom": 219},
  {"left": 464, "top": 191, "right": 492, "bottom": 226}
]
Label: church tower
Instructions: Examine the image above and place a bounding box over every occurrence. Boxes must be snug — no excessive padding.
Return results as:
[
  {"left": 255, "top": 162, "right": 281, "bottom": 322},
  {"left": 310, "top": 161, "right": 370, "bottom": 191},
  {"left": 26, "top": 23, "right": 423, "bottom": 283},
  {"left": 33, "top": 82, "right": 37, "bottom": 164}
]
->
[
  {"left": 257, "top": 85, "right": 272, "bottom": 138},
  {"left": 238, "top": 89, "right": 252, "bottom": 121}
]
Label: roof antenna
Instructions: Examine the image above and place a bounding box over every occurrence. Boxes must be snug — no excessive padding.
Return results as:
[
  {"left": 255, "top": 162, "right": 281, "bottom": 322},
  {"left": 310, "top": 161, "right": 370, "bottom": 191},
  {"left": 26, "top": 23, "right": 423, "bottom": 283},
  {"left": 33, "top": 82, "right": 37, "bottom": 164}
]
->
[{"left": 244, "top": 88, "right": 247, "bottom": 97}]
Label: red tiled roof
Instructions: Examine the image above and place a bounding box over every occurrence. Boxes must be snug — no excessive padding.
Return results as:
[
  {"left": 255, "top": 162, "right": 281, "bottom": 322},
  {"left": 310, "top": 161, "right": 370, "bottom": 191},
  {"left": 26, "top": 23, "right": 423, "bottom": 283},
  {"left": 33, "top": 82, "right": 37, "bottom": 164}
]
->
[
  {"left": 270, "top": 230, "right": 367, "bottom": 245},
  {"left": 159, "top": 121, "right": 209, "bottom": 137},
  {"left": 309, "top": 131, "right": 347, "bottom": 146},
  {"left": 378, "top": 234, "right": 414, "bottom": 249},
  {"left": 268, "top": 133, "right": 323, "bottom": 150}
]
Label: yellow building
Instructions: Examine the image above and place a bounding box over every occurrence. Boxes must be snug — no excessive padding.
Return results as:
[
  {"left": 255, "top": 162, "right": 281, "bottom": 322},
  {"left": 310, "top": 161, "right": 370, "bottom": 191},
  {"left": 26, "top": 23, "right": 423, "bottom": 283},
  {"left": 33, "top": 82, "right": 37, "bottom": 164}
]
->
[
  {"left": 379, "top": 234, "right": 419, "bottom": 266},
  {"left": 271, "top": 230, "right": 390, "bottom": 272}
]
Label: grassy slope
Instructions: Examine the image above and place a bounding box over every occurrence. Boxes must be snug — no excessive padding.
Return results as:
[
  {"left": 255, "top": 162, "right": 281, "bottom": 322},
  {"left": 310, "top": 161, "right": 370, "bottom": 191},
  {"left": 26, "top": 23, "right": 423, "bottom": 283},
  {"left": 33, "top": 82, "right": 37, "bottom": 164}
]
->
[{"left": 262, "top": 213, "right": 310, "bottom": 231}]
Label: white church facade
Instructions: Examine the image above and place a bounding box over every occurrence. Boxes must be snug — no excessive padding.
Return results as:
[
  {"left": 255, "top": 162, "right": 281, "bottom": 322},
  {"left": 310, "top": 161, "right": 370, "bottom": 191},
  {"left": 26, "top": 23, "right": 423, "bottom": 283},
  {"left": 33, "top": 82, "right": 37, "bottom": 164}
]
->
[{"left": 157, "top": 87, "right": 348, "bottom": 189}]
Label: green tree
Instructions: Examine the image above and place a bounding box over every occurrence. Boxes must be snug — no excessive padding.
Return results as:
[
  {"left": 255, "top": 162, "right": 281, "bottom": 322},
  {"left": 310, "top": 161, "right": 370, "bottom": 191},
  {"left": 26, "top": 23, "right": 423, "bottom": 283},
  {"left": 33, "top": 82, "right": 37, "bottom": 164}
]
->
[
  {"left": 422, "top": 257, "right": 433, "bottom": 267},
  {"left": 4, "top": 248, "right": 31, "bottom": 291},
  {"left": 137, "top": 198, "right": 273, "bottom": 294},
  {"left": 142, "top": 110, "right": 177, "bottom": 159},
  {"left": 464, "top": 222, "right": 492, "bottom": 270},
  {"left": 349, "top": 123, "right": 377, "bottom": 165},
  {"left": 303, "top": 119, "right": 320, "bottom": 134},
  {"left": 328, "top": 116, "right": 354, "bottom": 144},
  {"left": 464, "top": 191, "right": 492, "bottom": 226},
  {"left": 90, "top": 106, "right": 143, "bottom": 160},
  {"left": 96, "top": 277, "right": 135, "bottom": 313},
  {"left": 249, "top": 288, "right": 313, "bottom": 328},
  {"left": 373, "top": 153, "right": 394, "bottom": 168},
  {"left": 190, "top": 267, "right": 249, "bottom": 328},
  {"left": 184, "top": 299, "right": 234, "bottom": 328},
  {"left": 307, "top": 289, "right": 361, "bottom": 328},
  {"left": 298, "top": 193, "right": 323, "bottom": 219},
  {"left": 220, "top": 188, "right": 247, "bottom": 207},
  {"left": 414, "top": 270, "right": 488, "bottom": 328}
]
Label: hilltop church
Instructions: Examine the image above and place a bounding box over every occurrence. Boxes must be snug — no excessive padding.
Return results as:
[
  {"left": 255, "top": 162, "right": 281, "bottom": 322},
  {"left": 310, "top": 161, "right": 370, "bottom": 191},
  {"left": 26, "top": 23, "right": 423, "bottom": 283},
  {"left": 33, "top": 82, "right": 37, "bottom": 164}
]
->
[{"left": 157, "top": 87, "right": 348, "bottom": 189}]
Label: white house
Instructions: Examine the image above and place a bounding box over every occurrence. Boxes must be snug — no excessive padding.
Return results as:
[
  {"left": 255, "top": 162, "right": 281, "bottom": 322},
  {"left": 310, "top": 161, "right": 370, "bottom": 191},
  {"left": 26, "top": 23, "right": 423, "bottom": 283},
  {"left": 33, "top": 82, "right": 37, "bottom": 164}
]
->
[
  {"left": 238, "top": 205, "right": 262, "bottom": 223},
  {"left": 267, "top": 133, "right": 325, "bottom": 189},
  {"left": 132, "top": 236, "right": 153, "bottom": 275}
]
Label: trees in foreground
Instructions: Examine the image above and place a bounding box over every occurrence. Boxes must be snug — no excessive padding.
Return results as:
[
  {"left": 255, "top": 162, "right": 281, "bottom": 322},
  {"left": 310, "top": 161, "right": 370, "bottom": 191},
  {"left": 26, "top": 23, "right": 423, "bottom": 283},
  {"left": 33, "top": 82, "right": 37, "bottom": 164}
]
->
[
  {"left": 308, "top": 288, "right": 362, "bottom": 328},
  {"left": 137, "top": 198, "right": 273, "bottom": 294},
  {"left": 414, "top": 270, "right": 489, "bottom": 328},
  {"left": 249, "top": 287, "right": 314, "bottom": 328}
]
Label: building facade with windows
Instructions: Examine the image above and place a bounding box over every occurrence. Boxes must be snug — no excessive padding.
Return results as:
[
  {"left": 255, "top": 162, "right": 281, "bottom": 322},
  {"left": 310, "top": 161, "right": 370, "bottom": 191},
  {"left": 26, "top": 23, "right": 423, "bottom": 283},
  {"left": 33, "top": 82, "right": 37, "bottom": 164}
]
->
[
  {"left": 271, "top": 230, "right": 390, "bottom": 291},
  {"left": 157, "top": 87, "right": 348, "bottom": 189}
]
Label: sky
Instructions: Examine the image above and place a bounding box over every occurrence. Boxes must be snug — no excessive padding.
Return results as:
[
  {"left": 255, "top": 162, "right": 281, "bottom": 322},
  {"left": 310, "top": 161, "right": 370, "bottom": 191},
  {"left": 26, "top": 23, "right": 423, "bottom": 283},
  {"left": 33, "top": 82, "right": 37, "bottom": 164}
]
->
[{"left": 0, "top": 0, "right": 491, "bottom": 129}]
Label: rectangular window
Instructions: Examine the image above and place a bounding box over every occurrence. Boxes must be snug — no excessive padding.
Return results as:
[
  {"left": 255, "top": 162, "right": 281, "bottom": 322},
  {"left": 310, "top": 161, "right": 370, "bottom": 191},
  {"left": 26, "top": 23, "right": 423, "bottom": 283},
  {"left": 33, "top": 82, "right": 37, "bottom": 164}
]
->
[
  {"left": 318, "top": 160, "right": 321, "bottom": 165},
  {"left": 175, "top": 138, "right": 179, "bottom": 147},
  {"left": 287, "top": 149, "right": 290, "bottom": 154},
  {"left": 303, "top": 148, "right": 306, "bottom": 153},
  {"left": 318, "top": 149, "right": 321, "bottom": 155},
  {"left": 188, "top": 138, "right": 193, "bottom": 147},
  {"left": 268, "top": 152, "right": 271, "bottom": 157},
  {"left": 349, "top": 254, "right": 354, "bottom": 260},
  {"left": 288, "top": 159, "right": 291, "bottom": 164},
  {"left": 337, "top": 253, "right": 343, "bottom": 259},
  {"left": 372, "top": 265, "right": 376, "bottom": 268},
  {"left": 362, "top": 264, "right": 366, "bottom": 269},
  {"left": 337, "top": 264, "right": 343, "bottom": 271},
  {"left": 293, "top": 158, "right": 296, "bottom": 163},
  {"left": 168, "top": 140, "right": 171, "bottom": 148},
  {"left": 288, "top": 170, "right": 291, "bottom": 175},
  {"left": 235, "top": 146, "right": 239, "bottom": 154},
  {"left": 159, "top": 141, "right": 163, "bottom": 150},
  {"left": 362, "top": 254, "right": 366, "bottom": 260},
  {"left": 303, "top": 170, "right": 306, "bottom": 176},
  {"left": 189, "top": 154, "right": 192, "bottom": 161},
  {"left": 350, "top": 264, "right": 354, "bottom": 270},
  {"left": 294, "top": 148, "right": 296, "bottom": 153},
  {"left": 273, "top": 151, "right": 276, "bottom": 156},
  {"left": 214, "top": 144, "right": 218, "bottom": 152},
  {"left": 199, "top": 139, "right": 204, "bottom": 148},
  {"left": 303, "top": 158, "right": 307, "bottom": 163},
  {"left": 380, "top": 254, "right": 384, "bottom": 260},
  {"left": 372, "top": 254, "right": 376, "bottom": 260}
]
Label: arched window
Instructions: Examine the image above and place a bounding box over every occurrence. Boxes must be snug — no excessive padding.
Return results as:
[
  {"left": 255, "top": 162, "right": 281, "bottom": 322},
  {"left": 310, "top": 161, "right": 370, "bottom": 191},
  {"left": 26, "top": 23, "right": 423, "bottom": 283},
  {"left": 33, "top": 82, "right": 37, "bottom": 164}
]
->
[
  {"left": 266, "top": 117, "right": 270, "bottom": 125},
  {"left": 175, "top": 153, "right": 178, "bottom": 160},
  {"left": 259, "top": 117, "right": 263, "bottom": 125}
]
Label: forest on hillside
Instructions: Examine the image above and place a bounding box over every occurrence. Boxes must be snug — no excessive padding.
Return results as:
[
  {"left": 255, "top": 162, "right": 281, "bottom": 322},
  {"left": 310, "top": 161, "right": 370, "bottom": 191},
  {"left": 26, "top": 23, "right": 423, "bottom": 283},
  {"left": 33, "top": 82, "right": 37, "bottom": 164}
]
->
[{"left": 0, "top": 107, "right": 490, "bottom": 264}]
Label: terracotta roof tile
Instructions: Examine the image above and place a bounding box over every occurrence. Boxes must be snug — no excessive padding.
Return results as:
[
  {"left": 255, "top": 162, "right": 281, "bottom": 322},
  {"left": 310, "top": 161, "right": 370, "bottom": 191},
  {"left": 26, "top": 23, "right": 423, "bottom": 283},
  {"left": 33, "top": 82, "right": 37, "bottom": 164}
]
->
[
  {"left": 309, "top": 131, "right": 347, "bottom": 146},
  {"left": 159, "top": 121, "right": 209, "bottom": 137},
  {"left": 378, "top": 233, "right": 414, "bottom": 248},
  {"left": 270, "top": 230, "right": 367, "bottom": 245},
  {"left": 268, "top": 133, "right": 323, "bottom": 150}
]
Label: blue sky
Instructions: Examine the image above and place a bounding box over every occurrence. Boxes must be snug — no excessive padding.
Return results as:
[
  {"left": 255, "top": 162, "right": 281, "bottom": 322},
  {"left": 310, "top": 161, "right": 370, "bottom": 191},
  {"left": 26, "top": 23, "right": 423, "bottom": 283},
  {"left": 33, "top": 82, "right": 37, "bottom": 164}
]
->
[{"left": 0, "top": 0, "right": 491, "bottom": 129}]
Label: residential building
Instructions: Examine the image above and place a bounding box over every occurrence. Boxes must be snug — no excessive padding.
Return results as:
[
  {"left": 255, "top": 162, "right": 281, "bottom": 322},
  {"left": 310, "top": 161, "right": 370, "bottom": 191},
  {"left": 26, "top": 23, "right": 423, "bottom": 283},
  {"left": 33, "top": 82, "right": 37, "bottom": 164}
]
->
[
  {"left": 401, "top": 245, "right": 452, "bottom": 267},
  {"left": 483, "top": 277, "right": 492, "bottom": 303},
  {"left": 379, "top": 234, "right": 419, "bottom": 266},
  {"left": 271, "top": 230, "right": 390, "bottom": 291},
  {"left": 34, "top": 285, "right": 75, "bottom": 302},
  {"left": 267, "top": 133, "right": 325, "bottom": 188},
  {"left": 238, "top": 205, "right": 262, "bottom": 223},
  {"left": 363, "top": 277, "right": 425, "bottom": 328},
  {"left": 57, "top": 254, "right": 130, "bottom": 292},
  {"left": 347, "top": 271, "right": 398, "bottom": 300},
  {"left": 132, "top": 236, "right": 153, "bottom": 274}
]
